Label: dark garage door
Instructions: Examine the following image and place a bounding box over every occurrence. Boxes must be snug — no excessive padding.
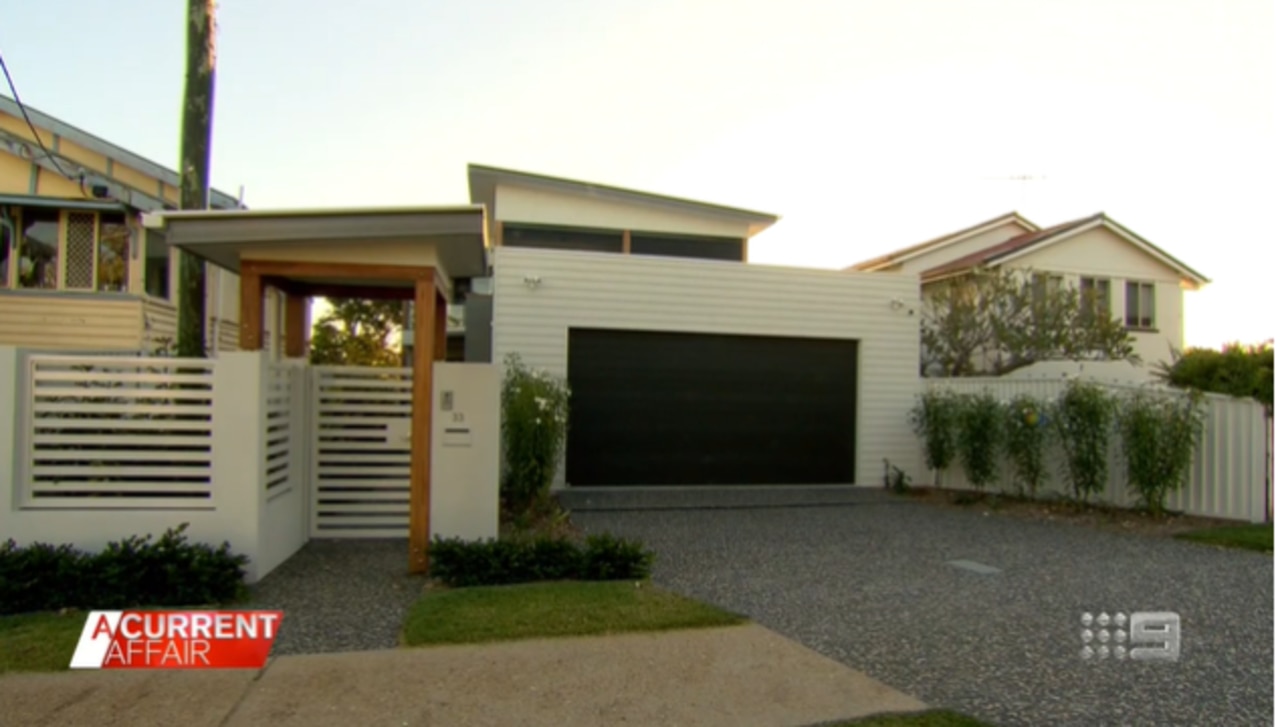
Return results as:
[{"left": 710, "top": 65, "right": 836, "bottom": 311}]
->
[{"left": 565, "top": 328, "right": 857, "bottom": 486}]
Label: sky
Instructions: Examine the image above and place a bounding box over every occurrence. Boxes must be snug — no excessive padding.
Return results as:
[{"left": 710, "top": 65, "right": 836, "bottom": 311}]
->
[{"left": 2, "top": 0, "right": 1276, "bottom": 349}]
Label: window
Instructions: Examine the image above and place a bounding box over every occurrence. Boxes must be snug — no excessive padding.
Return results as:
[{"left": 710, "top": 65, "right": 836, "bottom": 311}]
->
[
  {"left": 63, "top": 212, "right": 96, "bottom": 289},
  {"left": 97, "top": 213, "right": 129, "bottom": 292},
  {"left": 1080, "top": 277, "right": 1111, "bottom": 317},
  {"left": 1125, "top": 281, "right": 1156, "bottom": 329},
  {"left": 11, "top": 208, "right": 135, "bottom": 293},
  {"left": 503, "top": 225, "right": 623, "bottom": 253},
  {"left": 63, "top": 211, "right": 129, "bottom": 292},
  {"left": 144, "top": 229, "right": 171, "bottom": 299},
  {"left": 630, "top": 233, "right": 743, "bottom": 261},
  {"left": 18, "top": 207, "right": 59, "bottom": 289},
  {"left": 1031, "top": 272, "right": 1063, "bottom": 304},
  {"left": 0, "top": 217, "right": 11, "bottom": 288}
]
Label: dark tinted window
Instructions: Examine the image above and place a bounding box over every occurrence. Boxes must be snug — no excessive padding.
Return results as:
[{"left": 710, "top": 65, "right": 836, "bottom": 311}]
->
[
  {"left": 503, "top": 225, "right": 623, "bottom": 253},
  {"left": 630, "top": 234, "right": 742, "bottom": 261}
]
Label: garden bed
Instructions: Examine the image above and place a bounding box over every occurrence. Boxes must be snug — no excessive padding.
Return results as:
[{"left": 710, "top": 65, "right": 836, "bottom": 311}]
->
[{"left": 902, "top": 485, "right": 1263, "bottom": 540}]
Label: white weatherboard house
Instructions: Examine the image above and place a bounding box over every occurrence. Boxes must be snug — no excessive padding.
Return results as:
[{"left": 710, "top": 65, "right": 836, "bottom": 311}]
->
[
  {"left": 0, "top": 163, "right": 926, "bottom": 581},
  {"left": 847, "top": 211, "right": 1212, "bottom": 376},
  {"left": 462, "top": 165, "right": 923, "bottom": 489}
]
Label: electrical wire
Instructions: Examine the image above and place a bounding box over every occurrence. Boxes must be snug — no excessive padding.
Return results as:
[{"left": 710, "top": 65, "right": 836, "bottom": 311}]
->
[{"left": 0, "top": 50, "right": 75, "bottom": 180}]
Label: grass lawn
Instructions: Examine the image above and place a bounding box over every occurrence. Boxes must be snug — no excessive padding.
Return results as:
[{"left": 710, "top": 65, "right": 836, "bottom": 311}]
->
[
  {"left": 401, "top": 580, "right": 745, "bottom": 647},
  {"left": 821, "top": 709, "right": 994, "bottom": 726},
  {"left": 1176, "top": 524, "right": 1273, "bottom": 552},
  {"left": 0, "top": 610, "right": 85, "bottom": 674}
]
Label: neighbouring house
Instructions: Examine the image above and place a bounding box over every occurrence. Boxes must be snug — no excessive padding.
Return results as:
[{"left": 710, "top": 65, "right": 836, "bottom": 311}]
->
[
  {"left": 0, "top": 95, "right": 299, "bottom": 356},
  {"left": 846, "top": 211, "right": 1211, "bottom": 375}
]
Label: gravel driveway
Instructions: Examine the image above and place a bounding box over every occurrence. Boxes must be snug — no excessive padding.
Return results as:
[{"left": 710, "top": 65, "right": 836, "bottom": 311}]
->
[
  {"left": 245, "top": 539, "right": 425, "bottom": 656},
  {"left": 572, "top": 494, "right": 1273, "bottom": 727}
]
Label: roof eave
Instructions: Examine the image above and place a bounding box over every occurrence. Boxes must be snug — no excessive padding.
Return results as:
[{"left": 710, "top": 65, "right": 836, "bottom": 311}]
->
[
  {"left": 993, "top": 214, "right": 1211, "bottom": 287},
  {"left": 467, "top": 163, "right": 779, "bottom": 234},
  {"left": 0, "top": 94, "right": 240, "bottom": 209},
  {"left": 845, "top": 211, "right": 1039, "bottom": 271}
]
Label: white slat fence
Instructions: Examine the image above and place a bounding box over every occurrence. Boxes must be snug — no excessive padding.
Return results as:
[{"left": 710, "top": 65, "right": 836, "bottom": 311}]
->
[
  {"left": 310, "top": 366, "right": 413, "bottom": 537},
  {"left": 20, "top": 354, "right": 215, "bottom": 508}
]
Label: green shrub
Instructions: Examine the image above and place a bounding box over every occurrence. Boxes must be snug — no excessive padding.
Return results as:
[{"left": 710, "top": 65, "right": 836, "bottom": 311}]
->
[
  {"left": 0, "top": 524, "right": 248, "bottom": 616},
  {"left": 955, "top": 390, "right": 1004, "bottom": 489},
  {"left": 910, "top": 388, "right": 962, "bottom": 472},
  {"left": 429, "top": 533, "right": 653, "bottom": 588},
  {"left": 1003, "top": 393, "right": 1051, "bottom": 497},
  {"left": 581, "top": 534, "right": 655, "bottom": 580},
  {"left": 501, "top": 353, "right": 571, "bottom": 515},
  {"left": 1118, "top": 388, "right": 1206, "bottom": 514},
  {"left": 1053, "top": 380, "right": 1116, "bottom": 502}
]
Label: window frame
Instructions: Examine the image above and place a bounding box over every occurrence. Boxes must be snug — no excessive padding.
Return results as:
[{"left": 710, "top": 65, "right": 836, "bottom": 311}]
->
[
  {"left": 1031, "top": 271, "right": 1064, "bottom": 305},
  {"left": 1124, "top": 280, "right": 1157, "bottom": 330},
  {"left": 7, "top": 207, "right": 138, "bottom": 295},
  {"left": 0, "top": 215, "right": 12, "bottom": 289},
  {"left": 1079, "top": 276, "right": 1112, "bottom": 318},
  {"left": 15, "top": 206, "right": 62, "bottom": 291}
]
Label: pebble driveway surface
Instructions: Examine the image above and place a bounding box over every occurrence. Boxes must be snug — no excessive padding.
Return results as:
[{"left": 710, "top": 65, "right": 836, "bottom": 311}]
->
[
  {"left": 246, "top": 539, "right": 426, "bottom": 656},
  {"left": 573, "top": 497, "right": 1273, "bottom": 727}
]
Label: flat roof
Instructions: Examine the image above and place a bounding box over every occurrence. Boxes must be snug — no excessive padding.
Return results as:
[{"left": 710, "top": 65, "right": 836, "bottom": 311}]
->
[{"left": 142, "top": 205, "right": 489, "bottom": 279}]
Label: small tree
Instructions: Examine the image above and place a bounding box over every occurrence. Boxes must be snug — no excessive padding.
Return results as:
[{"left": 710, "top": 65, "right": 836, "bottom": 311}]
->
[
  {"left": 1053, "top": 380, "right": 1116, "bottom": 503},
  {"left": 955, "top": 390, "right": 1004, "bottom": 490},
  {"left": 921, "top": 267, "right": 1139, "bottom": 377},
  {"left": 500, "top": 354, "right": 570, "bottom": 516},
  {"left": 909, "top": 388, "right": 963, "bottom": 476},
  {"left": 1118, "top": 388, "right": 1206, "bottom": 515},
  {"left": 309, "top": 299, "right": 405, "bottom": 367},
  {"left": 920, "top": 278, "right": 992, "bottom": 376},
  {"left": 1003, "top": 393, "right": 1051, "bottom": 497}
]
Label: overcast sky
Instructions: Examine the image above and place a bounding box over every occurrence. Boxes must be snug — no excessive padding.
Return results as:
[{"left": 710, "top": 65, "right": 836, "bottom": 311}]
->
[{"left": 3, "top": 0, "right": 1275, "bottom": 348}]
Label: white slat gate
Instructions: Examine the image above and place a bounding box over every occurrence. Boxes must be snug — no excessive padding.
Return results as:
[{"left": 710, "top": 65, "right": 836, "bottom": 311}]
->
[{"left": 310, "top": 366, "right": 412, "bottom": 537}]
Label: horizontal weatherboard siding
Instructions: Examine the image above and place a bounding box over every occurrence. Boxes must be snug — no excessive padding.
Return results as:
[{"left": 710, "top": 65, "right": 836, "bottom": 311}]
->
[
  {"left": 491, "top": 247, "right": 923, "bottom": 487},
  {"left": 0, "top": 292, "right": 144, "bottom": 351}
]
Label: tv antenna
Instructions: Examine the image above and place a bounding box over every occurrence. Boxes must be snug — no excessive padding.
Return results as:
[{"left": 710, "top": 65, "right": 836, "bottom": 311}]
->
[{"left": 982, "top": 174, "right": 1048, "bottom": 210}]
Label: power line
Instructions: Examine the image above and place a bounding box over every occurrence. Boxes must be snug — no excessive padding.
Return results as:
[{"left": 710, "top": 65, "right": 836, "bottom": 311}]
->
[{"left": 0, "top": 50, "right": 74, "bottom": 179}]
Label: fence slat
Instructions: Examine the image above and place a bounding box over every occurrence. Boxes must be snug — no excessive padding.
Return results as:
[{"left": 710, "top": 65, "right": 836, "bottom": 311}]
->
[{"left": 21, "top": 353, "right": 216, "bottom": 506}]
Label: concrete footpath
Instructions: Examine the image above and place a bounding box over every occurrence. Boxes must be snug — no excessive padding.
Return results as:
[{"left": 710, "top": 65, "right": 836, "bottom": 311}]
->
[{"left": 0, "top": 624, "right": 927, "bottom": 727}]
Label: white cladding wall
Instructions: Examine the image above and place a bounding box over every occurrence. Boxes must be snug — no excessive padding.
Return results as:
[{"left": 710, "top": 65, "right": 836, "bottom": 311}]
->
[{"left": 491, "top": 247, "right": 923, "bottom": 487}]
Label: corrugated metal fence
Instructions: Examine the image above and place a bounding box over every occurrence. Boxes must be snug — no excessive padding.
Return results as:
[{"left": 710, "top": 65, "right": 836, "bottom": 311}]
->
[{"left": 914, "top": 377, "right": 1272, "bottom": 523}]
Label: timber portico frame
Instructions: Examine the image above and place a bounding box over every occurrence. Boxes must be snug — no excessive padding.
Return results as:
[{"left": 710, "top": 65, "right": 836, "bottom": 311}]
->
[
  {"left": 143, "top": 205, "right": 488, "bottom": 573},
  {"left": 237, "top": 258, "right": 448, "bottom": 573}
]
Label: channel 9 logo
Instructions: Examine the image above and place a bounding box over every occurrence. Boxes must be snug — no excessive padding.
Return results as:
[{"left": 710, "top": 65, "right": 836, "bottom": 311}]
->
[{"left": 1080, "top": 611, "right": 1181, "bottom": 662}]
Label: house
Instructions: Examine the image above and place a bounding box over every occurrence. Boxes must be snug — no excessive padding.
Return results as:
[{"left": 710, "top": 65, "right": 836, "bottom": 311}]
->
[
  {"left": 0, "top": 94, "right": 297, "bottom": 356},
  {"left": 3, "top": 161, "right": 1263, "bottom": 587},
  {"left": 413, "top": 164, "right": 920, "bottom": 488},
  {"left": 846, "top": 211, "right": 1211, "bottom": 374},
  {"left": 403, "top": 163, "right": 778, "bottom": 363}
]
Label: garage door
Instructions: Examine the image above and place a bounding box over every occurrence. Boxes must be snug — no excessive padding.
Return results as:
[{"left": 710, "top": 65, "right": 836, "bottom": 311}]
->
[{"left": 565, "top": 328, "right": 858, "bottom": 486}]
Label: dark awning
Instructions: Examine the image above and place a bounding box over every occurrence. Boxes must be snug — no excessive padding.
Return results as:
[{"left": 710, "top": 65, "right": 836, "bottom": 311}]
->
[{"left": 0, "top": 193, "right": 129, "bottom": 213}]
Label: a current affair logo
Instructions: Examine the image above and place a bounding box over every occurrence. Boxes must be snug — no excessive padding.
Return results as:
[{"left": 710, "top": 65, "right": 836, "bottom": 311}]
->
[{"left": 70, "top": 611, "right": 283, "bottom": 669}]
